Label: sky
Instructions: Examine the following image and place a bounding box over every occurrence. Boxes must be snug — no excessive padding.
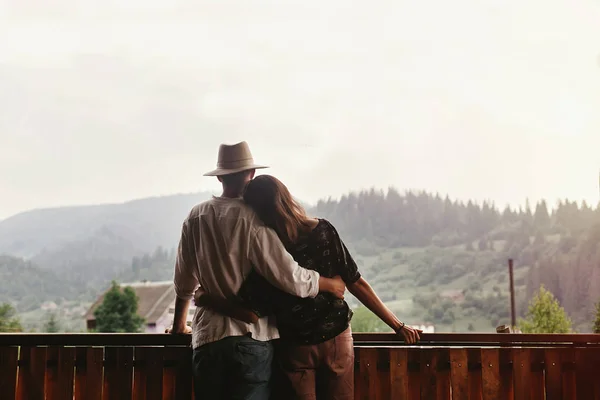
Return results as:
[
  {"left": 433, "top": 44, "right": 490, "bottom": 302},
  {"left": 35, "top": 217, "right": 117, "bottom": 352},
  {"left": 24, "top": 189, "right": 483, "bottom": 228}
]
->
[{"left": 1, "top": 0, "right": 600, "bottom": 220}]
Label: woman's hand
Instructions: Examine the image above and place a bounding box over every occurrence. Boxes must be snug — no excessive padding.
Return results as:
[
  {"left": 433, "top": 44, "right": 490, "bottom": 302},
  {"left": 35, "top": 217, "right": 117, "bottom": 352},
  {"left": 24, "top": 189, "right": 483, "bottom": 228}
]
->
[
  {"left": 194, "top": 287, "right": 208, "bottom": 307},
  {"left": 396, "top": 324, "right": 422, "bottom": 344}
]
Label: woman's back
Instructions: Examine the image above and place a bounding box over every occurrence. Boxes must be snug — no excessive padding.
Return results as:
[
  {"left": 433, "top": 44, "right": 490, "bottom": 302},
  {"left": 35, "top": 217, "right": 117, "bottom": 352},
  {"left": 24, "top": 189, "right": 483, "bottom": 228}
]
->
[{"left": 237, "top": 218, "right": 361, "bottom": 344}]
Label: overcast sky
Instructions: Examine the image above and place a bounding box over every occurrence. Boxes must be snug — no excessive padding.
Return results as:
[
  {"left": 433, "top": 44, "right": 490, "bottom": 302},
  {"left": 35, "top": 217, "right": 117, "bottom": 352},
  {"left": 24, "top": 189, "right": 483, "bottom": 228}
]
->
[{"left": 1, "top": 0, "right": 599, "bottom": 220}]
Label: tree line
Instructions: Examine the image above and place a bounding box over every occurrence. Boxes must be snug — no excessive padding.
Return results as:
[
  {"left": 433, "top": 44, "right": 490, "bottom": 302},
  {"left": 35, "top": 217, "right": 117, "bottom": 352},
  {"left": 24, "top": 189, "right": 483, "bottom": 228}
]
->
[{"left": 313, "top": 188, "right": 600, "bottom": 248}]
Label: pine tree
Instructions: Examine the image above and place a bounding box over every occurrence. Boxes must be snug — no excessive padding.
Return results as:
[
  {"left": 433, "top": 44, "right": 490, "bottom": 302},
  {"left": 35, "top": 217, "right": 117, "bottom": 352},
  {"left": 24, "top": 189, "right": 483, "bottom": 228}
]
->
[
  {"left": 593, "top": 301, "right": 600, "bottom": 334},
  {"left": 44, "top": 313, "right": 60, "bottom": 333},
  {"left": 533, "top": 200, "right": 550, "bottom": 230},
  {"left": 0, "top": 303, "right": 23, "bottom": 332},
  {"left": 93, "top": 281, "right": 145, "bottom": 333},
  {"left": 519, "top": 285, "right": 572, "bottom": 333}
]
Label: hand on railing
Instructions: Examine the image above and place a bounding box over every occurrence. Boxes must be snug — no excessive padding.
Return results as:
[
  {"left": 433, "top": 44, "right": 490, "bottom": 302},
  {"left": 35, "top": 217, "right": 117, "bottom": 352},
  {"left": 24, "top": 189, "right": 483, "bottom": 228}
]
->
[
  {"left": 395, "top": 324, "right": 422, "bottom": 344},
  {"left": 165, "top": 325, "right": 192, "bottom": 335}
]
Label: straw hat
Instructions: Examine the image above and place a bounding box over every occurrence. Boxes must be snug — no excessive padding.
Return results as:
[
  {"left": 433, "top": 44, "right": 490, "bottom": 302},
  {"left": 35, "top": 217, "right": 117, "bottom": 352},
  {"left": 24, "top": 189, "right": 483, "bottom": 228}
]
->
[{"left": 204, "top": 141, "right": 268, "bottom": 176}]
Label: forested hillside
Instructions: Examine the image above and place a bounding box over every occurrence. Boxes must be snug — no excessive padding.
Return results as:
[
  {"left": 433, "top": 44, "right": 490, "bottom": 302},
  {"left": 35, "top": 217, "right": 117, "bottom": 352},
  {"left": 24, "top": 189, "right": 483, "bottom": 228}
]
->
[
  {"left": 312, "top": 189, "right": 600, "bottom": 331},
  {"left": 2, "top": 189, "right": 600, "bottom": 332},
  {"left": 0, "top": 255, "right": 81, "bottom": 311}
]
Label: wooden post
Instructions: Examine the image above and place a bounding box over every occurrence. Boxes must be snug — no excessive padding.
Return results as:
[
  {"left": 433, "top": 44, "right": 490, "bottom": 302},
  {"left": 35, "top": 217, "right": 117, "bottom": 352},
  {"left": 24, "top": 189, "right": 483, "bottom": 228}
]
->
[{"left": 508, "top": 259, "right": 516, "bottom": 329}]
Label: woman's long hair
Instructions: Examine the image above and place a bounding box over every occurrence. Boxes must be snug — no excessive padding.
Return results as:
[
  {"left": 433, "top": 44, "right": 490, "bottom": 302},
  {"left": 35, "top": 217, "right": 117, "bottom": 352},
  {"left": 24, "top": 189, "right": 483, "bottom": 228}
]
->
[{"left": 243, "top": 175, "right": 312, "bottom": 245}]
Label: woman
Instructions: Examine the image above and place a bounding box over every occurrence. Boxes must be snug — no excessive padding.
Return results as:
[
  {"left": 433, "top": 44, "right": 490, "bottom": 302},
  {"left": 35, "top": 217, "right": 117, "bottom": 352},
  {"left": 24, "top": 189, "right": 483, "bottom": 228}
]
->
[{"left": 195, "top": 175, "right": 421, "bottom": 399}]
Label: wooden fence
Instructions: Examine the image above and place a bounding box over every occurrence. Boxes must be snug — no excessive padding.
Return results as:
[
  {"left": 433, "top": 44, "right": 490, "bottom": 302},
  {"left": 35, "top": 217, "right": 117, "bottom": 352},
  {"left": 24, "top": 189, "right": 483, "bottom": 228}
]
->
[{"left": 0, "top": 333, "right": 599, "bottom": 399}]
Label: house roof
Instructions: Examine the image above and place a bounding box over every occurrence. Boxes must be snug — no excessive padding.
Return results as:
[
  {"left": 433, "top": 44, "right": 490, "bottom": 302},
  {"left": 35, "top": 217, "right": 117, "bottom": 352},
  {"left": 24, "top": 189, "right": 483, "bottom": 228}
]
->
[{"left": 85, "top": 281, "right": 177, "bottom": 324}]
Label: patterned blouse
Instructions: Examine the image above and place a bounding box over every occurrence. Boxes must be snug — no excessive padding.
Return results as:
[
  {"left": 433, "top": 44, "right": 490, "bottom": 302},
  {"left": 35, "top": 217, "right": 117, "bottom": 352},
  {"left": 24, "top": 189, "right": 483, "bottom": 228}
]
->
[{"left": 237, "top": 219, "right": 361, "bottom": 345}]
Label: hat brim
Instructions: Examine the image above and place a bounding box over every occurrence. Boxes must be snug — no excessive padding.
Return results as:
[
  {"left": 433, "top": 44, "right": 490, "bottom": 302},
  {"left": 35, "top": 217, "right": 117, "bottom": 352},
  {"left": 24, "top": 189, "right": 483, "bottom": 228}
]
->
[{"left": 203, "top": 164, "right": 268, "bottom": 177}]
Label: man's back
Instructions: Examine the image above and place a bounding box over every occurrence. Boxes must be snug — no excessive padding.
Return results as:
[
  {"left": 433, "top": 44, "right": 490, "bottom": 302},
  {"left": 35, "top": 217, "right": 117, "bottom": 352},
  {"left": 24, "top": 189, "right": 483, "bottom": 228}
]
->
[
  {"left": 174, "top": 196, "right": 281, "bottom": 348},
  {"left": 189, "top": 196, "right": 260, "bottom": 297}
]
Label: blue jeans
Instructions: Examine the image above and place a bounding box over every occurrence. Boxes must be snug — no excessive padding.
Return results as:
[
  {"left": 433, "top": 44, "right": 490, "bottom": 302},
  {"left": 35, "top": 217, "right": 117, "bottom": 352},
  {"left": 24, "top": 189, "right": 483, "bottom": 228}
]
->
[{"left": 192, "top": 335, "right": 274, "bottom": 400}]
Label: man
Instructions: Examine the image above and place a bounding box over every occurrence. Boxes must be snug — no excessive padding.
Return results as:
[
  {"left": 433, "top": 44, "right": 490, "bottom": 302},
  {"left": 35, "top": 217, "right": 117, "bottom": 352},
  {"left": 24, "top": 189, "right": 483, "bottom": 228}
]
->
[{"left": 169, "top": 141, "right": 346, "bottom": 400}]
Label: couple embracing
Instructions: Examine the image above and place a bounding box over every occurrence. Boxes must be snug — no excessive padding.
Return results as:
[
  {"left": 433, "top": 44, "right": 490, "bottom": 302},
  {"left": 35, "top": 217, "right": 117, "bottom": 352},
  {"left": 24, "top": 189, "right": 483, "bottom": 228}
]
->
[{"left": 169, "top": 141, "right": 421, "bottom": 400}]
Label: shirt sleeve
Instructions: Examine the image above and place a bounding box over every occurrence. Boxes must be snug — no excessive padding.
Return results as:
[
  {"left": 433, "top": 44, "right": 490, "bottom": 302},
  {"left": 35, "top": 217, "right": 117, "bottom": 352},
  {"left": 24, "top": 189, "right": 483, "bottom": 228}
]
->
[
  {"left": 327, "top": 221, "right": 362, "bottom": 284},
  {"left": 173, "top": 220, "right": 200, "bottom": 300},
  {"left": 248, "top": 226, "right": 320, "bottom": 298}
]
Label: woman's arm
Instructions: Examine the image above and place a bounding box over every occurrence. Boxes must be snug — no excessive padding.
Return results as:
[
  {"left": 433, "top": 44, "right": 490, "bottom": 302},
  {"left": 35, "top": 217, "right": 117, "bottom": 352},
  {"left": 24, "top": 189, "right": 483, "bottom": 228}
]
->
[
  {"left": 347, "top": 277, "right": 421, "bottom": 344},
  {"left": 194, "top": 290, "right": 259, "bottom": 324}
]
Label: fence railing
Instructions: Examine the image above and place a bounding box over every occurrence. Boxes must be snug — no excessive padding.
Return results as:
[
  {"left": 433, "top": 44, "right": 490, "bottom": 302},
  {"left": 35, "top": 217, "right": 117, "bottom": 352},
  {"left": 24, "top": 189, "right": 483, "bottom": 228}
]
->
[{"left": 1, "top": 333, "right": 599, "bottom": 399}]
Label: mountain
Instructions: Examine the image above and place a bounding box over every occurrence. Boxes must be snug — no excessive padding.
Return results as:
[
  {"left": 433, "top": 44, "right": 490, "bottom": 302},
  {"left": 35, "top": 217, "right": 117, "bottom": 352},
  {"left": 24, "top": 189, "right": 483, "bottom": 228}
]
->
[{"left": 0, "top": 191, "right": 213, "bottom": 259}]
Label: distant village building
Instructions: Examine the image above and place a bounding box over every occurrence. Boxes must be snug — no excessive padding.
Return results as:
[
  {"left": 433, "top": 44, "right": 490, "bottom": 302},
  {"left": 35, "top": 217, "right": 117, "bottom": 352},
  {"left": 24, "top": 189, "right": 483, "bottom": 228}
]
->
[
  {"left": 41, "top": 301, "right": 58, "bottom": 311},
  {"left": 411, "top": 323, "right": 435, "bottom": 333},
  {"left": 85, "top": 281, "right": 195, "bottom": 333},
  {"left": 440, "top": 290, "right": 465, "bottom": 303}
]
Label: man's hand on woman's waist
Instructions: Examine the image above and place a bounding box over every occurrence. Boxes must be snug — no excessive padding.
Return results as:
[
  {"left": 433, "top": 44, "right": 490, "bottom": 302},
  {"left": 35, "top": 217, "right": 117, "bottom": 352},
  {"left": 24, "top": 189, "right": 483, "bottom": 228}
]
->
[{"left": 319, "top": 275, "right": 346, "bottom": 299}]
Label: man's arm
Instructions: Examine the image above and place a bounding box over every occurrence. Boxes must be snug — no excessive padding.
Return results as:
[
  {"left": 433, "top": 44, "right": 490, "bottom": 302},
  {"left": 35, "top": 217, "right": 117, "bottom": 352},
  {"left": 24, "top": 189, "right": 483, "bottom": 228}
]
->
[
  {"left": 171, "top": 221, "right": 199, "bottom": 334},
  {"left": 170, "top": 297, "right": 192, "bottom": 334},
  {"left": 248, "top": 226, "right": 345, "bottom": 298}
]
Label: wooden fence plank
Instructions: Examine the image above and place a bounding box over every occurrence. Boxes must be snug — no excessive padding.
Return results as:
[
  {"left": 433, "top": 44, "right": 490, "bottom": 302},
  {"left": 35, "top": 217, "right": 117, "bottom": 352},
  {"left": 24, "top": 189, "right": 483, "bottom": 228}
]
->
[
  {"left": 560, "top": 348, "right": 576, "bottom": 399},
  {"left": 481, "top": 349, "right": 501, "bottom": 400},
  {"left": 133, "top": 347, "right": 167, "bottom": 400},
  {"left": 59, "top": 347, "right": 76, "bottom": 400},
  {"left": 450, "top": 349, "right": 468, "bottom": 400},
  {"left": 103, "top": 347, "right": 133, "bottom": 400},
  {"left": 358, "top": 347, "right": 379, "bottom": 400},
  {"left": 544, "top": 348, "right": 561, "bottom": 400},
  {"left": 576, "top": 347, "right": 595, "bottom": 400},
  {"left": 16, "top": 346, "right": 47, "bottom": 400},
  {"left": 46, "top": 346, "right": 75, "bottom": 400},
  {"left": 376, "top": 347, "right": 391, "bottom": 400},
  {"left": 407, "top": 349, "right": 421, "bottom": 400},
  {"left": 421, "top": 348, "right": 451, "bottom": 400},
  {"left": 163, "top": 347, "right": 192, "bottom": 400},
  {"left": 103, "top": 347, "right": 118, "bottom": 400},
  {"left": 0, "top": 346, "right": 19, "bottom": 399},
  {"left": 133, "top": 347, "right": 148, "bottom": 400},
  {"left": 498, "top": 348, "right": 514, "bottom": 400},
  {"left": 592, "top": 348, "right": 600, "bottom": 400},
  {"left": 354, "top": 347, "right": 361, "bottom": 400},
  {"left": 162, "top": 348, "right": 177, "bottom": 400},
  {"left": 173, "top": 347, "right": 192, "bottom": 400},
  {"left": 512, "top": 348, "right": 531, "bottom": 400},
  {"left": 47, "top": 347, "right": 76, "bottom": 400},
  {"left": 420, "top": 348, "right": 436, "bottom": 400},
  {"left": 45, "top": 347, "right": 60, "bottom": 399},
  {"left": 467, "top": 348, "right": 482, "bottom": 400},
  {"left": 529, "top": 348, "right": 545, "bottom": 400},
  {"left": 46, "top": 347, "right": 76, "bottom": 400},
  {"left": 74, "top": 347, "right": 103, "bottom": 400},
  {"left": 146, "top": 347, "right": 164, "bottom": 400},
  {"left": 389, "top": 348, "right": 408, "bottom": 400},
  {"left": 436, "top": 348, "right": 451, "bottom": 400}
]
